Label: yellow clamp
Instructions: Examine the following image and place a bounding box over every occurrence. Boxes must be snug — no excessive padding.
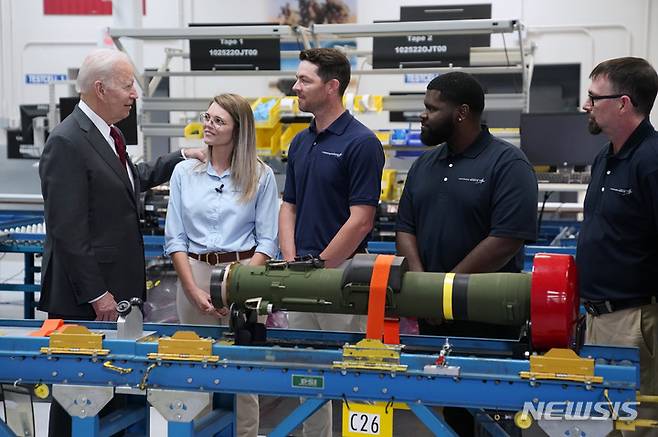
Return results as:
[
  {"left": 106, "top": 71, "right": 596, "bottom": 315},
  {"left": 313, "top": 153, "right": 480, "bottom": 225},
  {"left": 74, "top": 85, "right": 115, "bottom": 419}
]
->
[
  {"left": 103, "top": 361, "right": 133, "bottom": 375},
  {"left": 139, "top": 363, "right": 158, "bottom": 390}
]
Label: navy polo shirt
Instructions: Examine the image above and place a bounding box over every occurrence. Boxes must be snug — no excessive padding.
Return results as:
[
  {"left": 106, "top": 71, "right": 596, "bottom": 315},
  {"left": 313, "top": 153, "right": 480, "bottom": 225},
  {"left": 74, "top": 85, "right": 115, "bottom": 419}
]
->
[
  {"left": 283, "top": 111, "right": 384, "bottom": 257},
  {"left": 577, "top": 119, "right": 658, "bottom": 301},
  {"left": 396, "top": 127, "right": 538, "bottom": 273}
]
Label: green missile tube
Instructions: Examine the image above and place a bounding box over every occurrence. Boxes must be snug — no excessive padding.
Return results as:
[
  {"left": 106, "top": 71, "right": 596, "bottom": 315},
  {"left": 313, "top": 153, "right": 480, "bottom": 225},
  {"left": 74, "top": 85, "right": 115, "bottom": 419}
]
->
[
  {"left": 211, "top": 254, "right": 531, "bottom": 326},
  {"left": 398, "top": 269, "right": 531, "bottom": 325},
  {"left": 211, "top": 253, "right": 579, "bottom": 349}
]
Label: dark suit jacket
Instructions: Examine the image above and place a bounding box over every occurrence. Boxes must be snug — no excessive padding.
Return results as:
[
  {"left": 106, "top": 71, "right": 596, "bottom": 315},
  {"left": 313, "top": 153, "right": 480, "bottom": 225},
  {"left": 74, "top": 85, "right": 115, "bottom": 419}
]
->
[{"left": 38, "top": 106, "right": 183, "bottom": 318}]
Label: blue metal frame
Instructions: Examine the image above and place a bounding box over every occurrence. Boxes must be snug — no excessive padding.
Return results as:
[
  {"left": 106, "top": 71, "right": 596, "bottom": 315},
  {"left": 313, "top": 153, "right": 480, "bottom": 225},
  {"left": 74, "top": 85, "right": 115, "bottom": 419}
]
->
[
  {"left": 0, "top": 419, "right": 15, "bottom": 437},
  {"left": 182, "top": 408, "right": 233, "bottom": 437},
  {"left": 408, "top": 404, "right": 459, "bottom": 436},
  {"left": 0, "top": 234, "right": 43, "bottom": 318},
  {"left": 0, "top": 320, "right": 641, "bottom": 436},
  {"left": 0, "top": 210, "right": 43, "bottom": 231},
  {"left": 366, "top": 241, "right": 396, "bottom": 254}
]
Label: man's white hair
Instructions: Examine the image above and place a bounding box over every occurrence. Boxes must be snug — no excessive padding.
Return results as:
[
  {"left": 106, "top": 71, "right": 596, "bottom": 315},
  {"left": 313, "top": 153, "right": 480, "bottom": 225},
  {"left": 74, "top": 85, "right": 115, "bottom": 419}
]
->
[{"left": 76, "top": 49, "right": 131, "bottom": 94}]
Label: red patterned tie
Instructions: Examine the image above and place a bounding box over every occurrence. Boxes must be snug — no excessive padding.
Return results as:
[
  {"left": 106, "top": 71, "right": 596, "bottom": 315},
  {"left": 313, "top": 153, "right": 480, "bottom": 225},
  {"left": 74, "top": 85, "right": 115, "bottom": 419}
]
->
[{"left": 109, "top": 126, "right": 127, "bottom": 168}]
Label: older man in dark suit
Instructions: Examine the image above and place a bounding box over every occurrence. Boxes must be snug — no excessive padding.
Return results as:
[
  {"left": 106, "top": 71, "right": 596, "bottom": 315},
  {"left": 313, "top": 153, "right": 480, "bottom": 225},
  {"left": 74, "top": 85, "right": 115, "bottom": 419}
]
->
[{"left": 38, "top": 48, "right": 204, "bottom": 436}]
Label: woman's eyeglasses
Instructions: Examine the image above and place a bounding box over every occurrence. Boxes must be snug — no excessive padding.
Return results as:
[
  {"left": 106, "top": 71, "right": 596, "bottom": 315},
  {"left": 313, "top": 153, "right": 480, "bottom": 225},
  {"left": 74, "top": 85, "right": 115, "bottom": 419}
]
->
[{"left": 199, "top": 112, "right": 228, "bottom": 127}]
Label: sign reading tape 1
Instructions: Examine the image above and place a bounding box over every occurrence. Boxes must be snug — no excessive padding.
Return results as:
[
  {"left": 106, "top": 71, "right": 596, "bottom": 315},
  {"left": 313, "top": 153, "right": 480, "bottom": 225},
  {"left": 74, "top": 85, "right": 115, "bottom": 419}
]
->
[{"left": 189, "top": 26, "right": 281, "bottom": 71}]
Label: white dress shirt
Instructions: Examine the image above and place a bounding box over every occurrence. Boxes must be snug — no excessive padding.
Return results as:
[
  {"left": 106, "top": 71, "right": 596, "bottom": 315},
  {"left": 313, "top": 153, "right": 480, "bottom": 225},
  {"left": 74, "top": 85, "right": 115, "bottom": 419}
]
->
[{"left": 77, "top": 100, "right": 135, "bottom": 189}]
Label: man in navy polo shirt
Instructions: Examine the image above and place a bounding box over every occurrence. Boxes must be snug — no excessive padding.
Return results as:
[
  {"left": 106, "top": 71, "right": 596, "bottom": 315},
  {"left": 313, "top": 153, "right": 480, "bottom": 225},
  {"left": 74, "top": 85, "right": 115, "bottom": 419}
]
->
[
  {"left": 396, "top": 72, "right": 537, "bottom": 320},
  {"left": 396, "top": 72, "right": 537, "bottom": 435},
  {"left": 279, "top": 47, "right": 384, "bottom": 437},
  {"left": 578, "top": 57, "right": 658, "bottom": 436}
]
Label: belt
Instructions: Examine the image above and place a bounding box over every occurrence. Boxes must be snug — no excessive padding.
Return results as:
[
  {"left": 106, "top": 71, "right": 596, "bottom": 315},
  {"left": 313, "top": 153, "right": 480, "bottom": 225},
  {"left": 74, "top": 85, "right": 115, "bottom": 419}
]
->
[
  {"left": 188, "top": 247, "right": 256, "bottom": 266},
  {"left": 583, "top": 296, "right": 657, "bottom": 316}
]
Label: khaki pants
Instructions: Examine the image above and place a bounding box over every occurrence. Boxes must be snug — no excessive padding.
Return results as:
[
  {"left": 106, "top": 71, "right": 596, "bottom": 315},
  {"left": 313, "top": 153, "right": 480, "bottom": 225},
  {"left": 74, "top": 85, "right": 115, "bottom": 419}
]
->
[
  {"left": 176, "top": 256, "right": 259, "bottom": 437},
  {"left": 586, "top": 303, "right": 658, "bottom": 437}
]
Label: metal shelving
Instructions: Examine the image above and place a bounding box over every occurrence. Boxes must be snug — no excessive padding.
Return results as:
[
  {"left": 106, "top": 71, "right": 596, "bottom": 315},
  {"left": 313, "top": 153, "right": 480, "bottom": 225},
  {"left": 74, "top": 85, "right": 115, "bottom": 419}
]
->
[
  {"left": 109, "top": 19, "right": 531, "bottom": 157},
  {"left": 109, "top": 25, "right": 299, "bottom": 40},
  {"left": 310, "top": 19, "right": 518, "bottom": 38}
]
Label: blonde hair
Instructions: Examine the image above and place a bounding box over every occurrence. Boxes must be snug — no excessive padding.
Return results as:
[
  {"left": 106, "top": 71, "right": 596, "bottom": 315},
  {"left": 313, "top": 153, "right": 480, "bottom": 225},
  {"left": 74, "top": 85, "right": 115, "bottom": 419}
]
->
[{"left": 205, "top": 93, "right": 262, "bottom": 202}]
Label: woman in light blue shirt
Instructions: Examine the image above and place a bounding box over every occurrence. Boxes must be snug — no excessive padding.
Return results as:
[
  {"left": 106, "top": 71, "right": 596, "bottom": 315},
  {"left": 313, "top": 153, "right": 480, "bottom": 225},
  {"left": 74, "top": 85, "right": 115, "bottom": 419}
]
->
[
  {"left": 165, "top": 93, "right": 279, "bottom": 323},
  {"left": 164, "top": 94, "right": 278, "bottom": 437}
]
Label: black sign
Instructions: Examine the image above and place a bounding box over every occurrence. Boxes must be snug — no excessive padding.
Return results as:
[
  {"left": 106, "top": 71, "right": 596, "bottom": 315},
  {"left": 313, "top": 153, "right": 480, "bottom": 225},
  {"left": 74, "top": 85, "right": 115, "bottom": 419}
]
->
[
  {"left": 189, "top": 24, "right": 280, "bottom": 71},
  {"left": 373, "top": 33, "right": 486, "bottom": 69},
  {"left": 373, "top": 4, "right": 491, "bottom": 69},
  {"left": 387, "top": 92, "right": 422, "bottom": 122},
  {"left": 399, "top": 4, "right": 491, "bottom": 21}
]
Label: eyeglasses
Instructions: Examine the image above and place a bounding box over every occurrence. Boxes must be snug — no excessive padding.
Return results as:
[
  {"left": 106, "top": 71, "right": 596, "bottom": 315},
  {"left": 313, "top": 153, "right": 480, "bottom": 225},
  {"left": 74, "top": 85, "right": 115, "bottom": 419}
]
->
[
  {"left": 199, "top": 112, "right": 228, "bottom": 127},
  {"left": 587, "top": 93, "right": 636, "bottom": 106}
]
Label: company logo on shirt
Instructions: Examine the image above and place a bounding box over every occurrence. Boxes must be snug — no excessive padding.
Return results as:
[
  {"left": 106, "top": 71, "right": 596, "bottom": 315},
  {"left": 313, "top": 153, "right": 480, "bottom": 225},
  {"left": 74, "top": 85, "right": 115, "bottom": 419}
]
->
[
  {"left": 321, "top": 151, "right": 343, "bottom": 158},
  {"left": 609, "top": 187, "right": 632, "bottom": 196},
  {"left": 458, "top": 177, "right": 486, "bottom": 184}
]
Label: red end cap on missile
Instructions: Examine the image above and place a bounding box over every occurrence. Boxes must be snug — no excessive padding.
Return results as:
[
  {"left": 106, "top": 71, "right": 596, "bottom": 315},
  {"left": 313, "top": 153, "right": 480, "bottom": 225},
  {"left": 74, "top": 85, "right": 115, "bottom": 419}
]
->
[{"left": 530, "top": 253, "right": 579, "bottom": 350}]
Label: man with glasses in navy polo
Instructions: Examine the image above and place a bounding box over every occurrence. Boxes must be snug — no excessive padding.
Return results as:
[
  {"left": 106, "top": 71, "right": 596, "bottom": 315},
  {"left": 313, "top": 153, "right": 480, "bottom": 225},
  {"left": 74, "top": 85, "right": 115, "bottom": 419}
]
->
[{"left": 578, "top": 57, "right": 658, "bottom": 436}]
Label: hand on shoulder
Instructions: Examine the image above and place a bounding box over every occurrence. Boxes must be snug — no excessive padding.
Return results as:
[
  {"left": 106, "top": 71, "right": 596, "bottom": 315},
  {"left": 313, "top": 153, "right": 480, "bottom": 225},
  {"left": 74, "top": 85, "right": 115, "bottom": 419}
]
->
[{"left": 182, "top": 147, "right": 207, "bottom": 162}]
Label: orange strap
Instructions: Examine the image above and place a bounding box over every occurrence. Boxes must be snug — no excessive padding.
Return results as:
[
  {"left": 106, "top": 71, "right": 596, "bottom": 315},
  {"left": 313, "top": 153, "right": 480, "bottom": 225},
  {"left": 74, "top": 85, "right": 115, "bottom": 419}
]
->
[
  {"left": 30, "top": 319, "right": 64, "bottom": 337},
  {"left": 366, "top": 255, "right": 395, "bottom": 340},
  {"left": 383, "top": 317, "right": 400, "bottom": 344}
]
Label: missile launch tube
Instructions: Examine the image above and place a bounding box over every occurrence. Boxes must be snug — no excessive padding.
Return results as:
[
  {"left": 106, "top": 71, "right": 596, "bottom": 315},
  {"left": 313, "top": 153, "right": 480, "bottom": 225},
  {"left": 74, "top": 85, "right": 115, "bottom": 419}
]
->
[
  {"left": 210, "top": 253, "right": 578, "bottom": 349},
  {"left": 398, "top": 270, "right": 531, "bottom": 325}
]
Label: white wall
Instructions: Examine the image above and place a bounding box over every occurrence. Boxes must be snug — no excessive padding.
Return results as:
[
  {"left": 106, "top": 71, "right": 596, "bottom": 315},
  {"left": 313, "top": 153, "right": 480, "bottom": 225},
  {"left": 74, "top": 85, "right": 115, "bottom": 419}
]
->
[
  {"left": 1, "top": 0, "right": 657, "bottom": 133},
  {"left": 0, "top": 0, "right": 183, "bottom": 128}
]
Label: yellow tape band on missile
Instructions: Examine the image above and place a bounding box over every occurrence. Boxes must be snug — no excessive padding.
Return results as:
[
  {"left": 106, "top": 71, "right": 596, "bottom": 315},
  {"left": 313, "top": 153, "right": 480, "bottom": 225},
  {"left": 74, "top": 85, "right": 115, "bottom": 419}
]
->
[{"left": 443, "top": 273, "right": 455, "bottom": 321}]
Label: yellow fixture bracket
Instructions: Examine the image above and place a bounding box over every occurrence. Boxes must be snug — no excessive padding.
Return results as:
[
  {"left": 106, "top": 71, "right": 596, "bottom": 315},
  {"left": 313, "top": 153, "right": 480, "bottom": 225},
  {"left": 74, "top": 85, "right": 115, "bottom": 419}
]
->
[
  {"left": 333, "top": 338, "right": 407, "bottom": 372},
  {"left": 147, "top": 330, "right": 219, "bottom": 363},
  {"left": 519, "top": 348, "right": 603, "bottom": 383},
  {"left": 40, "top": 325, "right": 109, "bottom": 356}
]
